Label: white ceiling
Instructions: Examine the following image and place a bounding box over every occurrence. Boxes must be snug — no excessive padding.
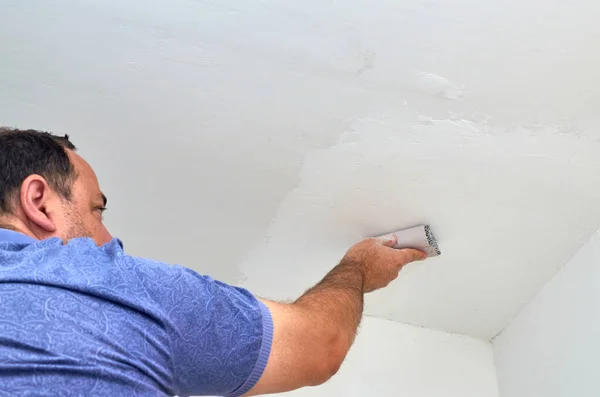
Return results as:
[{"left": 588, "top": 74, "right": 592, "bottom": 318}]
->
[{"left": 2, "top": 0, "right": 600, "bottom": 340}]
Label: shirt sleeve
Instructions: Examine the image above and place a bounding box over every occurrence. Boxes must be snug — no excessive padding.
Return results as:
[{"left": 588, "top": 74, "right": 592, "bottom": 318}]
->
[{"left": 161, "top": 265, "right": 273, "bottom": 397}]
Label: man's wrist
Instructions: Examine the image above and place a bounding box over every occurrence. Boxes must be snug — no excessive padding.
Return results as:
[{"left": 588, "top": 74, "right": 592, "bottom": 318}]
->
[{"left": 336, "top": 257, "right": 366, "bottom": 294}]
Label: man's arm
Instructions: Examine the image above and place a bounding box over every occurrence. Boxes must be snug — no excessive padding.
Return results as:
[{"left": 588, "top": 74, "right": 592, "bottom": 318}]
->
[{"left": 245, "top": 235, "right": 427, "bottom": 395}]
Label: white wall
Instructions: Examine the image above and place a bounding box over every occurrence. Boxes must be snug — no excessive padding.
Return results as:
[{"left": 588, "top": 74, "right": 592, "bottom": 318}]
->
[
  {"left": 493, "top": 229, "right": 600, "bottom": 397},
  {"left": 281, "top": 316, "right": 498, "bottom": 397}
]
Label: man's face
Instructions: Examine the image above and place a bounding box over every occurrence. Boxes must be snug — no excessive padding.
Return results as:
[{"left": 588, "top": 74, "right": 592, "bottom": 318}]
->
[{"left": 55, "top": 151, "right": 113, "bottom": 246}]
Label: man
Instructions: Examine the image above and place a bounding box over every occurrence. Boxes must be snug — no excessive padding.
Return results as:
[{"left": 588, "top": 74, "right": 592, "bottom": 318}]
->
[{"left": 0, "top": 128, "right": 427, "bottom": 396}]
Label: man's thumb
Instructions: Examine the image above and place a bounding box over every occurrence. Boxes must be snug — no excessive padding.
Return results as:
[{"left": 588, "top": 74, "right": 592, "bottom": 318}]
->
[{"left": 377, "top": 233, "right": 398, "bottom": 248}]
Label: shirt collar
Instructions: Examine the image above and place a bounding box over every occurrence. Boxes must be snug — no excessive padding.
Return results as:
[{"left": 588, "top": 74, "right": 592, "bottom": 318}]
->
[
  {"left": 0, "top": 228, "right": 125, "bottom": 251},
  {"left": 0, "top": 229, "right": 38, "bottom": 245}
]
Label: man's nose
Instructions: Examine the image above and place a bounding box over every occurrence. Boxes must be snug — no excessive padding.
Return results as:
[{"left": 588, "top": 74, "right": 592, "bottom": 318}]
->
[{"left": 98, "top": 224, "right": 113, "bottom": 246}]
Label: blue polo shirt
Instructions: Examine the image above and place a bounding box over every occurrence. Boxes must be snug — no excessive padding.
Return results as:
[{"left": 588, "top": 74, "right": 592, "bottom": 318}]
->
[{"left": 0, "top": 229, "right": 273, "bottom": 397}]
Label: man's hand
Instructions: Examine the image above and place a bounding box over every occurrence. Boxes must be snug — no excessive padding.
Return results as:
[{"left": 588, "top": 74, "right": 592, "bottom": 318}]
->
[{"left": 343, "top": 235, "right": 428, "bottom": 293}]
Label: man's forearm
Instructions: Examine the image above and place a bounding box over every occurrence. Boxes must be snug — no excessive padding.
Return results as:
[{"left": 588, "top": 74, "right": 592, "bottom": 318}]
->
[
  {"left": 249, "top": 238, "right": 426, "bottom": 395},
  {"left": 294, "top": 257, "right": 365, "bottom": 353}
]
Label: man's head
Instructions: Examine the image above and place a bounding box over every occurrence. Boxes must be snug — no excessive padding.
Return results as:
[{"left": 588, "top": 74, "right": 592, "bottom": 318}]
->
[{"left": 0, "top": 128, "right": 112, "bottom": 246}]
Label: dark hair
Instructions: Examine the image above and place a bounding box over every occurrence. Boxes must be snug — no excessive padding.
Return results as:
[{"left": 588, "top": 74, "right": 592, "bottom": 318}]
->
[{"left": 0, "top": 127, "right": 78, "bottom": 214}]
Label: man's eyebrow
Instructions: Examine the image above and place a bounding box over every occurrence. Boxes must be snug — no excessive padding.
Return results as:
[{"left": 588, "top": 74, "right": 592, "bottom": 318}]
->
[{"left": 101, "top": 193, "right": 108, "bottom": 207}]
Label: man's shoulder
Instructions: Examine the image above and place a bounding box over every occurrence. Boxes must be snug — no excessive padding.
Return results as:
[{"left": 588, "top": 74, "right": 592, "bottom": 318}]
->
[{"left": 1, "top": 237, "right": 204, "bottom": 310}]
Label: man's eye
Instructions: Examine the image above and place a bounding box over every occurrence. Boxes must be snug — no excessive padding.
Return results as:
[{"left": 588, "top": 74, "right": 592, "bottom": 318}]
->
[{"left": 95, "top": 207, "right": 107, "bottom": 220}]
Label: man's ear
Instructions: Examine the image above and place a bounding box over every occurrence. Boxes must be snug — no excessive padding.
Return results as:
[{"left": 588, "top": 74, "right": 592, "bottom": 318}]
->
[{"left": 19, "top": 175, "right": 58, "bottom": 233}]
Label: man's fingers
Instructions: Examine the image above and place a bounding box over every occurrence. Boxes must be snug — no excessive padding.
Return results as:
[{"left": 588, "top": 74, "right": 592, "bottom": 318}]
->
[
  {"left": 395, "top": 248, "right": 428, "bottom": 264},
  {"left": 376, "top": 233, "right": 398, "bottom": 248}
]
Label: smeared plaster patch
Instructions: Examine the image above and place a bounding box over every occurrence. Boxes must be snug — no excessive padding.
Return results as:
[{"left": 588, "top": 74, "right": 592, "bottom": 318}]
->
[
  {"left": 355, "top": 49, "right": 376, "bottom": 76},
  {"left": 413, "top": 71, "right": 465, "bottom": 100},
  {"left": 240, "top": 105, "right": 600, "bottom": 338}
]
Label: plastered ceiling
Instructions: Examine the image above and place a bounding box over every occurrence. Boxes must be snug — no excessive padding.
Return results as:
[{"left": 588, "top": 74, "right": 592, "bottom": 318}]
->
[{"left": 2, "top": 0, "right": 600, "bottom": 340}]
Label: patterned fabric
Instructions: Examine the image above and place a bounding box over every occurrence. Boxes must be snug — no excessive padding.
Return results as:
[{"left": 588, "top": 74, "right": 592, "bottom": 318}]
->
[{"left": 0, "top": 229, "right": 273, "bottom": 397}]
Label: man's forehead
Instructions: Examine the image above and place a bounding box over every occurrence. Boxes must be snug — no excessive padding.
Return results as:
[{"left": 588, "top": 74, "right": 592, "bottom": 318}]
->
[
  {"left": 67, "top": 150, "right": 91, "bottom": 173},
  {"left": 67, "top": 150, "right": 103, "bottom": 196},
  {"left": 67, "top": 150, "right": 98, "bottom": 181}
]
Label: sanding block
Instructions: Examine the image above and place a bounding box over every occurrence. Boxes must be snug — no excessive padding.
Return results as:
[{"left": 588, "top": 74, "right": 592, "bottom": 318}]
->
[{"left": 379, "top": 225, "right": 441, "bottom": 257}]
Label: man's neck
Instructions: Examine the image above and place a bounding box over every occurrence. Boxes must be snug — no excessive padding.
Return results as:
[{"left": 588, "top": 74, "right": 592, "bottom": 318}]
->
[
  {"left": 0, "top": 218, "right": 38, "bottom": 239},
  {"left": 0, "top": 223, "right": 18, "bottom": 232}
]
